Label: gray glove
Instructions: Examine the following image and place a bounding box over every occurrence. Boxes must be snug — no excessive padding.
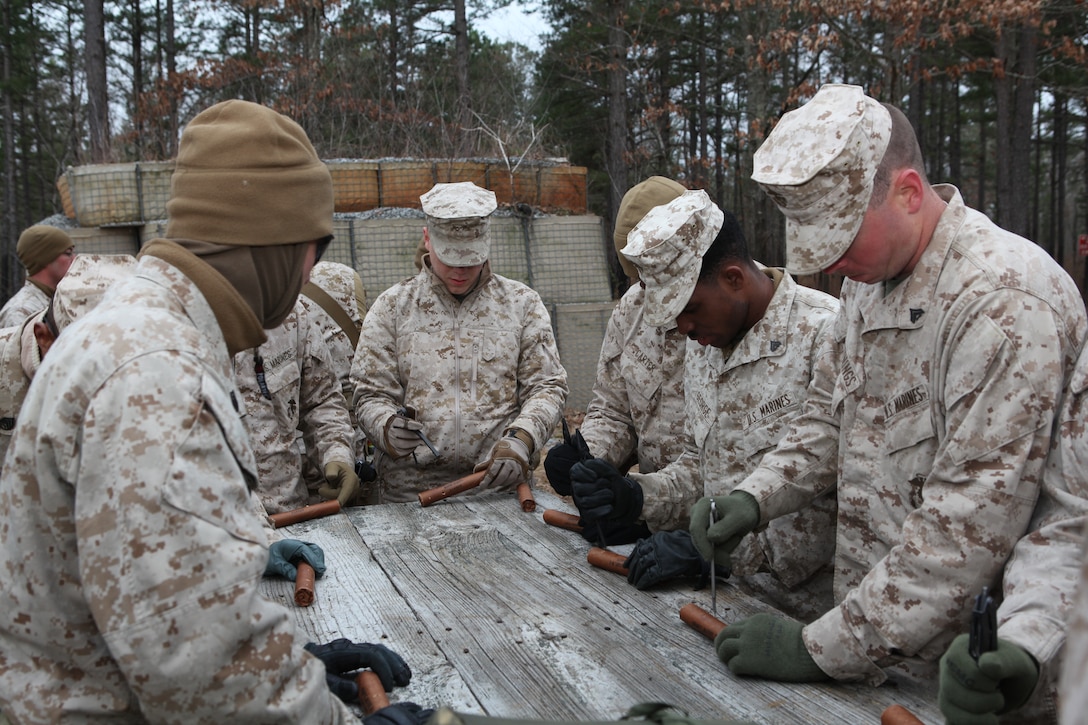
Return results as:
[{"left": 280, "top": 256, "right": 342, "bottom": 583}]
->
[
  {"left": 264, "top": 539, "right": 326, "bottom": 581},
  {"left": 384, "top": 413, "right": 425, "bottom": 458}
]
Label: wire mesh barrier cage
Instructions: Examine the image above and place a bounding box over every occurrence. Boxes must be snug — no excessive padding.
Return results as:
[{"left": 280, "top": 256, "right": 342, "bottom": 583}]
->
[
  {"left": 91, "top": 157, "right": 611, "bottom": 412},
  {"left": 59, "top": 158, "right": 588, "bottom": 226}
]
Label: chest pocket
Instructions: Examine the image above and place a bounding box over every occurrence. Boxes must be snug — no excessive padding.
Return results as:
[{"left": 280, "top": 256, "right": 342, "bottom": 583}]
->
[
  {"left": 262, "top": 355, "right": 301, "bottom": 397},
  {"left": 882, "top": 391, "right": 937, "bottom": 503},
  {"left": 739, "top": 392, "right": 801, "bottom": 463},
  {"left": 621, "top": 346, "right": 664, "bottom": 412}
]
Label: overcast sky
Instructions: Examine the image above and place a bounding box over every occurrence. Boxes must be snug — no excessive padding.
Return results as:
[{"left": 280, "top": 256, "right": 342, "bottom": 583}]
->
[{"left": 476, "top": 5, "right": 551, "bottom": 51}]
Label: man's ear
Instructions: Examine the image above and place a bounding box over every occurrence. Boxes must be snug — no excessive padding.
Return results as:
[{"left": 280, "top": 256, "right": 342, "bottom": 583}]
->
[
  {"left": 422, "top": 227, "right": 432, "bottom": 252},
  {"left": 717, "top": 262, "right": 745, "bottom": 291},
  {"left": 895, "top": 168, "right": 926, "bottom": 214},
  {"left": 32, "top": 321, "right": 56, "bottom": 360}
]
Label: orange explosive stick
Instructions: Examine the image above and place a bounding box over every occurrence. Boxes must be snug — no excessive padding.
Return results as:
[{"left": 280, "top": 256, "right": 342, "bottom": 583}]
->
[
  {"left": 678, "top": 603, "right": 927, "bottom": 725},
  {"left": 880, "top": 705, "right": 926, "bottom": 725},
  {"left": 679, "top": 602, "right": 726, "bottom": 639},
  {"left": 293, "top": 562, "right": 316, "bottom": 607},
  {"left": 417, "top": 470, "right": 487, "bottom": 507},
  {"left": 269, "top": 499, "right": 341, "bottom": 529},
  {"left": 517, "top": 482, "right": 536, "bottom": 512},
  {"left": 356, "top": 670, "right": 390, "bottom": 713},
  {"left": 587, "top": 546, "right": 628, "bottom": 576},
  {"left": 543, "top": 509, "right": 583, "bottom": 532}
]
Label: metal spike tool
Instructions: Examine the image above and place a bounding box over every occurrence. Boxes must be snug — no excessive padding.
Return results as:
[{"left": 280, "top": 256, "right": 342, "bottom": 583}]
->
[{"left": 710, "top": 499, "right": 718, "bottom": 615}]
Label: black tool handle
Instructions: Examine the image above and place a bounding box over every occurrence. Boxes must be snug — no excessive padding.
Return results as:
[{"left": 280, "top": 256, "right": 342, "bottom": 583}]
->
[{"left": 969, "top": 586, "right": 997, "bottom": 662}]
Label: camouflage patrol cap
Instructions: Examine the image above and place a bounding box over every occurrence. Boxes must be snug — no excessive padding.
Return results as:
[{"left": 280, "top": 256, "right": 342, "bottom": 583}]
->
[
  {"left": 622, "top": 189, "right": 725, "bottom": 327},
  {"left": 52, "top": 254, "right": 138, "bottom": 332},
  {"left": 420, "top": 181, "right": 497, "bottom": 267},
  {"left": 752, "top": 83, "right": 892, "bottom": 275},
  {"left": 614, "top": 176, "right": 687, "bottom": 281}
]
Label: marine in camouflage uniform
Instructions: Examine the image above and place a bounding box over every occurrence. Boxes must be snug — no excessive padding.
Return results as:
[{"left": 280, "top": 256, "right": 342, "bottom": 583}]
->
[
  {"left": 235, "top": 296, "right": 358, "bottom": 514},
  {"left": 693, "top": 84, "right": 1087, "bottom": 696},
  {"left": 571, "top": 192, "right": 836, "bottom": 619},
  {"left": 0, "top": 225, "right": 75, "bottom": 327},
  {"left": 1057, "top": 358, "right": 1088, "bottom": 722},
  {"left": 0, "top": 254, "right": 136, "bottom": 465},
  {"left": 575, "top": 177, "right": 689, "bottom": 478},
  {"left": 0, "top": 100, "right": 408, "bottom": 722},
  {"left": 352, "top": 182, "right": 568, "bottom": 503},
  {"left": 301, "top": 260, "right": 373, "bottom": 491}
]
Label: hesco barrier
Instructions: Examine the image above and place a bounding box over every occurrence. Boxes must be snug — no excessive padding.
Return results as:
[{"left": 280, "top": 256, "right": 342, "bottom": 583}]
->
[
  {"left": 59, "top": 158, "right": 587, "bottom": 226},
  {"left": 140, "top": 212, "right": 615, "bottom": 412},
  {"left": 46, "top": 157, "right": 605, "bottom": 414}
]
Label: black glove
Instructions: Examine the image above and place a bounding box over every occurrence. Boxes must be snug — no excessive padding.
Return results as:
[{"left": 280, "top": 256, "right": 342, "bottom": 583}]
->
[
  {"left": 544, "top": 443, "right": 583, "bottom": 496},
  {"left": 304, "top": 638, "right": 412, "bottom": 703},
  {"left": 363, "top": 702, "right": 436, "bottom": 725},
  {"left": 570, "top": 458, "right": 643, "bottom": 524},
  {"left": 355, "top": 458, "right": 378, "bottom": 483},
  {"left": 264, "top": 539, "right": 326, "bottom": 581},
  {"left": 624, "top": 530, "right": 709, "bottom": 590},
  {"left": 578, "top": 517, "right": 651, "bottom": 546}
]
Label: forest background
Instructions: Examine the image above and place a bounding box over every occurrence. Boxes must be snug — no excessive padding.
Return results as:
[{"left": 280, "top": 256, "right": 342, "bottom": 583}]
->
[{"left": 2, "top": 0, "right": 1088, "bottom": 301}]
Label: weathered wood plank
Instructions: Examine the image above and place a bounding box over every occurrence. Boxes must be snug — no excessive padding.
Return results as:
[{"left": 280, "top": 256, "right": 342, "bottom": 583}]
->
[{"left": 262, "top": 491, "right": 941, "bottom": 724}]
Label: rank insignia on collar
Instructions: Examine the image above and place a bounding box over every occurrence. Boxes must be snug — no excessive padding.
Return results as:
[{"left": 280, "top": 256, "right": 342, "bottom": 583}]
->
[{"left": 910, "top": 308, "right": 924, "bottom": 323}]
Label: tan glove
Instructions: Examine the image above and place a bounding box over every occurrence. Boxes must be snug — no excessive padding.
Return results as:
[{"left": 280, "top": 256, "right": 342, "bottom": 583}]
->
[
  {"left": 319, "top": 460, "right": 361, "bottom": 507},
  {"left": 383, "top": 413, "right": 424, "bottom": 459},
  {"left": 474, "top": 430, "right": 532, "bottom": 490}
]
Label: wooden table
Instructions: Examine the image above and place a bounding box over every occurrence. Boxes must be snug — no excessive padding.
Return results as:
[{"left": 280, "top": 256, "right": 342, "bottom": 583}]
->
[{"left": 259, "top": 489, "right": 942, "bottom": 724}]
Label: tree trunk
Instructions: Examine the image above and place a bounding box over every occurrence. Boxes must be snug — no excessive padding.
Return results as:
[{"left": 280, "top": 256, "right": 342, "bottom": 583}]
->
[
  {"left": 994, "top": 24, "right": 1036, "bottom": 238},
  {"left": 2, "top": 0, "right": 18, "bottom": 298},
  {"left": 84, "top": 0, "right": 110, "bottom": 162},
  {"left": 605, "top": 0, "right": 628, "bottom": 285},
  {"left": 453, "top": 0, "right": 472, "bottom": 156}
]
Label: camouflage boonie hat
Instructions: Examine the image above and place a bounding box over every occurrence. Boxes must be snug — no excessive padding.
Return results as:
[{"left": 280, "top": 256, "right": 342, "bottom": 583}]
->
[
  {"left": 614, "top": 176, "right": 687, "bottom": 281},
  {"left": 622, "top": 189, "right": 724, "bottom": 327},
  {"left": 752, "top": 83, "right": 892, "bottom": 275},
  {"left": 420, "top": 181, "right": 497, "bottom": 267},
  {"left": 52, "top": 254, "right": 138, "bottom": 332}
]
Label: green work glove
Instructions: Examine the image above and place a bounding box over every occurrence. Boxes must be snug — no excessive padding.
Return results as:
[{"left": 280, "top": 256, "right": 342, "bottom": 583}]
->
[
  {"left": 319, "top": 459, "right": 361, "bottom": 507},
  {"left": 688, "top": 492, "right": 759, "bottom": 571},
  {"left": 938, "top": 634, "right": 1040, "bottom": 724},
  {"left": 264, "top": 539, "right": 326, "bottom": 581},
  {"left": 714, "top": 613, "right": 829, "bottom": 682}
]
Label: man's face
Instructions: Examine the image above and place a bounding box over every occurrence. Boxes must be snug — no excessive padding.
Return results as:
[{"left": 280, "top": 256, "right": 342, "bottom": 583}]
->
[
  {"left": 424, "top": 232, "right": 483, "bottom": 295},
  {"left": 49, "top": 247, "right": 76, "bottom": 281},
  {"left": 822, "top": 178, "right": 919, "bottom": 283},
  {"left": 674, "top": 269, "right": 750, "bottom": 349}
]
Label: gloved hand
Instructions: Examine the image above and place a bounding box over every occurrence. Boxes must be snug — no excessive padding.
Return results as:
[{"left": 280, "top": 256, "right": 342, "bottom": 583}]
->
[
  {"left": 624, "top": 530, "right": 709, "bottom": 590},
  {"left": 304, "top": 638, "right": 412, "bottom": 703},
  {"left": 939, "top": 634, "right": 1040, "bottom": 724},
  {"left": 474, "top": 431, "right": 532, "bottom": 490},
  {"left": 544, "top": 442, "right": 584, "bottom": 496},
  {"left": 570, "top": 458, "right": 643, "bottom": 525},
  {"left": 363, "top": 702, "right": 436, "bottom": 725},
  {"left": 384, "top": 413, "right": 425, "bottom": 459},
  {"left": 688, "top": 492, "right": 760, "bottom": 571},
  {"left": 715, "top": 613, "right": 829, "bottom": 682},
  {"left": 264, "top": 539, "right": 326, "bottom": 581},
  {"left": 318, "top": 460, "right": 361, "bottom": 508},
  {"left": 578, "top": 517, "right": 651, "bottom": 547}
]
